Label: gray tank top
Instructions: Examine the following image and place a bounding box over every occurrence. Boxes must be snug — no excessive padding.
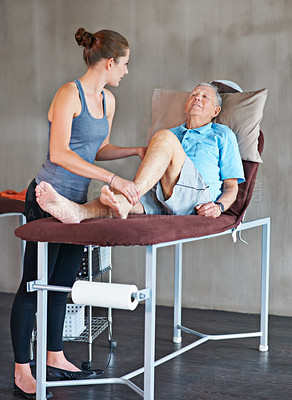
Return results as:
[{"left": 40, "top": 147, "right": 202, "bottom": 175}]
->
[{"left": 36, "top": 80, "right": 109, "bottom": 203}]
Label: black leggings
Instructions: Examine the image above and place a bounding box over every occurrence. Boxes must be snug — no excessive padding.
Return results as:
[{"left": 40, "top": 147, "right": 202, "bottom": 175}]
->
[{"left": 10, "top": 179, "right": 84, "bottom": 363}]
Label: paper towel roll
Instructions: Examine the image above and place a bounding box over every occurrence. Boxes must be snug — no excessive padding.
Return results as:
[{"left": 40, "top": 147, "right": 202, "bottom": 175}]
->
[{"left": 71, "top": 281, "right": 139, "bottom": 311}]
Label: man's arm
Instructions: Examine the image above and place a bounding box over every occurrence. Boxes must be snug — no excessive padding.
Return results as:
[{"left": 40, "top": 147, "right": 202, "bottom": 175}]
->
[{"left": 195, "top": 178, "right": 238, "bottom": 218}]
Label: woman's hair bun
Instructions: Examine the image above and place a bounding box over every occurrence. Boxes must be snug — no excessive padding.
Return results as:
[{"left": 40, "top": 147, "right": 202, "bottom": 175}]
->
[{"left": 75, "top": 27, "right": 94, "bottom": 49}]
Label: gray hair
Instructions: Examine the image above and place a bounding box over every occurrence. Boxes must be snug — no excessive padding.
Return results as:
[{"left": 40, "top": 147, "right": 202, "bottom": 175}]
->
[{"left": 196, "top": 82, "right": 222, "bottom": 107}]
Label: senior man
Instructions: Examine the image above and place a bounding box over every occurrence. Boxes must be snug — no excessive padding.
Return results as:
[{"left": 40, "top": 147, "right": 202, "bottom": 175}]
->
[{"left": 35, "top": 83, "right": 245, "bottom": 222}]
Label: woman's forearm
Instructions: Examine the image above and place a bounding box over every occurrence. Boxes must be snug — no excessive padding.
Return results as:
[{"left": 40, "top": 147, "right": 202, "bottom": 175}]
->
[{"left": 96, "top": 143, "right": 146, "bottom": 161}]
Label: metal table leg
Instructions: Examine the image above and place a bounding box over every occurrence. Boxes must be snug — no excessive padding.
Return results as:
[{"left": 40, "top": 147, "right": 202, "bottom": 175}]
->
[
  {"left": 143, "top": 245, "right": 157, "bottom": 400},
  {"left": 36, "top": 242, "right": 48, "bottom": 400},
  {"left": 173, "top": 243, "right": 183, "bottom": 344},
  {"left": 259, "top": 218, "right": 270, "bottom": 351}
]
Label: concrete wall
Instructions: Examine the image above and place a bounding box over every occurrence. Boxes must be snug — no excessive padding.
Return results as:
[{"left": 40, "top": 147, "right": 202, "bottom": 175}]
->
[{"left": 1, "top": 0, "right": 291, "bottom": 315}]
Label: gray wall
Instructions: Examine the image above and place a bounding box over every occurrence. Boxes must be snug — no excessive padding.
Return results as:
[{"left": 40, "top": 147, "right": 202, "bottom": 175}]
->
[{"left": 1, "top": 0, "right": 291, "bottom": 315}]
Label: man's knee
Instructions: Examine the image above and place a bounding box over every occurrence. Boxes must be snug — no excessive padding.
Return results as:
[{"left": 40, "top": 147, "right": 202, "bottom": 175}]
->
[{"left": 150, "top": 129, "right": 182, "bottom": 148}]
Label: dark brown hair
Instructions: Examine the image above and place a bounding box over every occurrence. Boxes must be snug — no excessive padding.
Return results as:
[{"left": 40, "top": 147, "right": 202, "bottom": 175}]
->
[{"left": 75, "top": 28, "right": 129, "bottom": 67}]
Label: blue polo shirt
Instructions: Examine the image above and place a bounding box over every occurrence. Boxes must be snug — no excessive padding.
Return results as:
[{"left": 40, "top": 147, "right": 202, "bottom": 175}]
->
[{"left": 170, "top": 122, "right": 245, "bottom": 201}]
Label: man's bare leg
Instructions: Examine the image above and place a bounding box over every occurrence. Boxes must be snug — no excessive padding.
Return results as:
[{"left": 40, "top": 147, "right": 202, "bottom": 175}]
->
[
  {"left": 100, "top": 130, "right": 186, "bottom": 218},
  {"left": 35, "top": 182, "right": 116, "bottom": 223},
  {"left": 35, "top": 182, "right": 144, "bottom": 222},
  {"left": 135, "top": 130, "right": 186, "bottom": 196}
]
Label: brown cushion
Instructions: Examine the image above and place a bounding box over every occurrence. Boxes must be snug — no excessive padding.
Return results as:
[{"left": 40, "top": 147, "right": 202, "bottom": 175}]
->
[
  {"left": 15, "top": 213, "right": 238, "bottom": 246},
  {"left": 0, "top": 198, "right": 25, "bottom": 214}
]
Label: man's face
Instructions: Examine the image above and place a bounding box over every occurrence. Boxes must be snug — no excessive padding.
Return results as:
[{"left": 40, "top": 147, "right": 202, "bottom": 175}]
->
[{"left": 185, "top": 85, "right": 221, "bottom": 123}]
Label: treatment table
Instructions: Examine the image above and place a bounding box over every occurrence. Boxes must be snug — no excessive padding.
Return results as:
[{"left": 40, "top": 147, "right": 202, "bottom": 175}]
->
[
  {"left": 15, "top": 131, "right": 271, "bottom": 399},
  {"left": 14, "top": 80, "right": 270, "bottom": 399}
]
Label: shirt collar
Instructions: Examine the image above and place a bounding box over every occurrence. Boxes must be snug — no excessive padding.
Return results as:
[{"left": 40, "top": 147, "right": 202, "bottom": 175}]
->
[{"left": 181, "top": 122, "right": 213, "bottom": 135}]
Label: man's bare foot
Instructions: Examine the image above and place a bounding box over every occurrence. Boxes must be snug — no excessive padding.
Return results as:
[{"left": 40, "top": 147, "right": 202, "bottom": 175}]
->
[
  {"left": 100, "top": 186, "right": 132, "bottom": 219},
  {"left": 35, "top": 181, "right": 81, "bottom": 223}
]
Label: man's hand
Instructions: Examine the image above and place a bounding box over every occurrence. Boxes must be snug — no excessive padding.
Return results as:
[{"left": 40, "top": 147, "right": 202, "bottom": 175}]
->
[
  {"left": 195, "top": 178, "right": 239, "bottom": 218},
  {"left": 195, "top": 202, "right": 222, "bottom": 218}
]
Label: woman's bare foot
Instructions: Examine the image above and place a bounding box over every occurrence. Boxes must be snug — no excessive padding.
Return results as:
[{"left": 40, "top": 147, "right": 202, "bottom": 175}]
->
[
  {"left": 100, "top": 186, "right": 132, "bottom": 219},
  {"left": 14, "top": 363, "right": 36, "bottom": 394},
  {"left": 35, "top": 181, "right": 82, "bottom": 223},
  {"left": 47, "top": 351, "right": 81, "bottom": 372}
]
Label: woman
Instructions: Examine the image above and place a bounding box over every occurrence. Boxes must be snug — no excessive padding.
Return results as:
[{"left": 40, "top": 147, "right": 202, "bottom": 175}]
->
[{"left": 11, "top": 27, "right": 145, "bottom": 399}]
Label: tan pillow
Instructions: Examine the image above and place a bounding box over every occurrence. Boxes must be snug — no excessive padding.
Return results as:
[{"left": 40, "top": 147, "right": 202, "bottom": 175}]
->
[
  {"left": 147, "top": 89, "right": 189, "bottom": 144},
  {"left": 147, "top": 88, "right": 267, "bottom": 163}
]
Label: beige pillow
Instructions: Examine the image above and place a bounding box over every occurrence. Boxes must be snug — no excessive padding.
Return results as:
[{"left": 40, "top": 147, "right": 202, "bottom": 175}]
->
[
  {"left": 147, "top": 89, "right": 189, "bottom": 144},
  {"left": 147, "top": 88, "right": 267, "bottom": 163}
]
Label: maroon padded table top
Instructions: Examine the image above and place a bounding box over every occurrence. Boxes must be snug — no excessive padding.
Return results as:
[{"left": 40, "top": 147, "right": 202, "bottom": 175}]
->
[
  {"left": 0, "top": 198, "right": 25, "bottom": 214},
  {"left": 15, "top": 213, "right": 238, "bottom": 247}
]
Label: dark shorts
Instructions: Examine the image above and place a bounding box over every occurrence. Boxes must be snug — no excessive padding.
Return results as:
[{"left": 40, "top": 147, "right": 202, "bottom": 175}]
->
[{"left": 140, "top": 156, "right": 212, "bottom": 215}]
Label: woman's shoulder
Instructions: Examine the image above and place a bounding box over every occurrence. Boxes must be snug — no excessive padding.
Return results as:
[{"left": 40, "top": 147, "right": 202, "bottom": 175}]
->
[
  {"left": 55, "top": 81, "right": 79, "bottom": 98},
  {"left": 48, "top": 82, "right": 80, "bottom": 119}
]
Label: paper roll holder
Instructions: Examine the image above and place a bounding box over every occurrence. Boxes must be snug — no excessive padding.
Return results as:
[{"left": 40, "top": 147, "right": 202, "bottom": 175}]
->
[{"left": 27, "top": 279, "right": 150, "bottom": 305}]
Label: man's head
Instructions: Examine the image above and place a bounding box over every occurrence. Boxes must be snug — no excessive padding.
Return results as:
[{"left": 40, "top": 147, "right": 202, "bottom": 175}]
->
[{"left": 185, "top": 83, "right": 222, "bottom": 128}]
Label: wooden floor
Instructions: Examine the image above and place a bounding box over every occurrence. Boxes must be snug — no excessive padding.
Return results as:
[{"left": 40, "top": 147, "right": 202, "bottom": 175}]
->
[{"left": 1, "top": 292, "right": 292, "bottom": 400}]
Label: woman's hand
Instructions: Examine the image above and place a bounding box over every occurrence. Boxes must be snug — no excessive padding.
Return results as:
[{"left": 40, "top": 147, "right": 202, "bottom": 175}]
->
[
  {"left": 111, "top": 176, "right": 140, "bottom": 205},
  {"left": 136, "top": 147, "right": 147, "bottom": 160}
]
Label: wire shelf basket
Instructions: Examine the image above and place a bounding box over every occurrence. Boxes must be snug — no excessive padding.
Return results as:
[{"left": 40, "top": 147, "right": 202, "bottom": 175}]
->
[{"left": 63, "top": 316, "right": 109, "bottom": 342}]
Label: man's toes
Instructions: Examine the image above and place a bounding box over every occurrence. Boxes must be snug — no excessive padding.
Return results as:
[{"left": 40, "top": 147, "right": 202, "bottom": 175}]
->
[
  {"left": 39, "top": 181, "right": 46, "bottom": 190},
  {"left": 108, "top": 191, "right": 115, "bottom": 200},
  {"left": 40, "top": 181, "right": 51, "bottom": 192}
]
